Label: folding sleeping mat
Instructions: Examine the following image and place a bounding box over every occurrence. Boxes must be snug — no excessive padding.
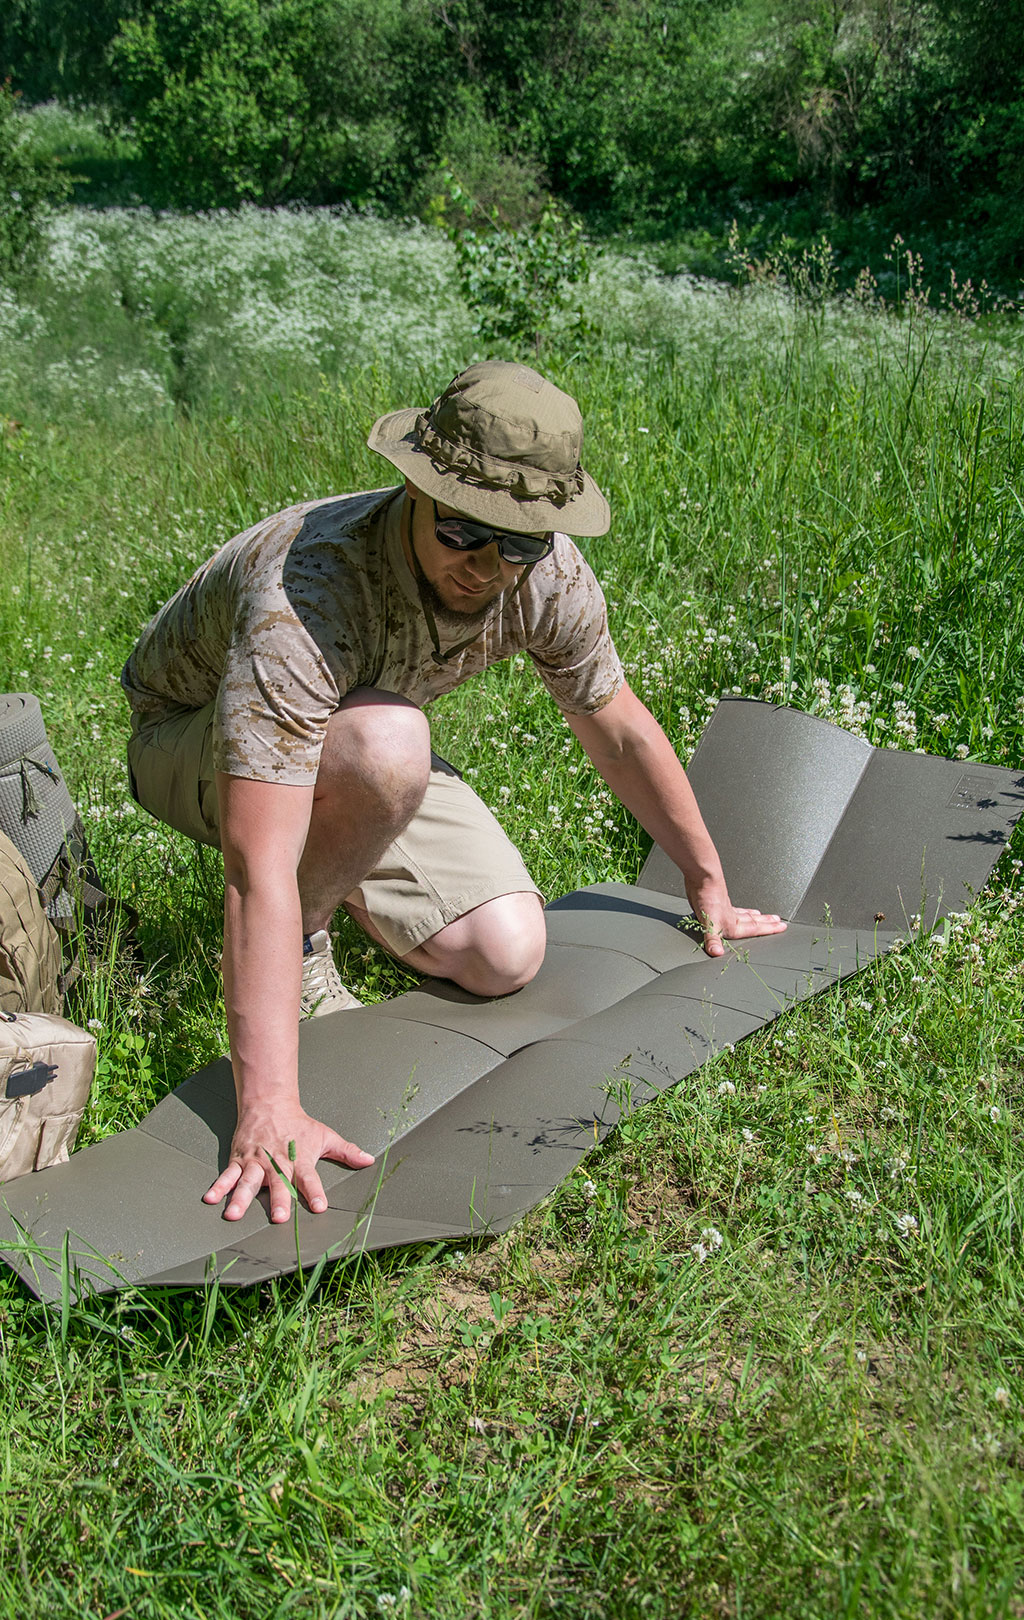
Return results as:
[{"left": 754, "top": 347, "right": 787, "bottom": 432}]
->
[{"left": 1, "top": 699, "right": 1021, "bottom": 1302}]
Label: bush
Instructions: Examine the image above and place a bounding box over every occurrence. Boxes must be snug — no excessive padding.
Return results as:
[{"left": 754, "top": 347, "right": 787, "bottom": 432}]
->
[
  {"left": 440, "top": 166, "right": 593, "bottom": 353},
  {"left": 0, "top": 81, "right": 69, "bottom": 280},
  {"left": 106, "top": 0, "right": 409, "bottom": 209}
]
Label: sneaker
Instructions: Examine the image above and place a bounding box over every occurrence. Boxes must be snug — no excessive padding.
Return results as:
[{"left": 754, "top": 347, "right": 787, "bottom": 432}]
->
[{"left": 300, "top": 930, "right": 362, "bottom": 1018}]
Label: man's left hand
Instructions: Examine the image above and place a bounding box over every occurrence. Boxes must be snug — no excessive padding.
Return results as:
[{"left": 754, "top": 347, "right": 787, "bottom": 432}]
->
[{"left": 686, "top": 875, "right": 787, "bottom": 959}]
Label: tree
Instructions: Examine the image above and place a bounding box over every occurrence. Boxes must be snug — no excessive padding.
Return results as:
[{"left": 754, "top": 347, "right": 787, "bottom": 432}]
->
[
  {"left": 106, "top": 0, "right": 411, "bottom": 208},
  {"left": 0, "top": 0, "right": 135, "bottom": 103}
]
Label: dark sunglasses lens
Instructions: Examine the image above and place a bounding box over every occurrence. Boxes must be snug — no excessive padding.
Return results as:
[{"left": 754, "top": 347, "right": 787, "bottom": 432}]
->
[
  {"left": 434, "top": 518, "right": 494, "bottom": 551},
  {"left": 496, "top": 533, "right": 553, "bottom": 563}
]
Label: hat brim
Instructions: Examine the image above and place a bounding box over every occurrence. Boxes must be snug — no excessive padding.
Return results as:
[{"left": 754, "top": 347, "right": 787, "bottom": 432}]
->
[{"left": 367, "top": 407, "right": 611, "bottom": 538}]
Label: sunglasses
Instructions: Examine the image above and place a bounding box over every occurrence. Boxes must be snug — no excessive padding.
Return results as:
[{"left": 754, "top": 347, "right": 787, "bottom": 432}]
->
[{"left": 431, "top": 499, "right": 554, "bottom": 565}]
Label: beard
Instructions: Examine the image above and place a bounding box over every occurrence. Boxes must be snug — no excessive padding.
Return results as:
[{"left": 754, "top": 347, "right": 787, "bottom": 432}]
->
[{"left": 417, "top": 569, "right": 498, "bottom": 628}]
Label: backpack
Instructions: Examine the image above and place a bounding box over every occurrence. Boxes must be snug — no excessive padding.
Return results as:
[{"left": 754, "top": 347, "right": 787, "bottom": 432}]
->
[
  {"left": 0, "top": 832, "right": 96, "bottom": 1181},
  {"left": 0, "top": 692, "right": 113, "bottom": 937},
  {"left": 0, "top": 694, "right": 108, "bottom": 1182}
]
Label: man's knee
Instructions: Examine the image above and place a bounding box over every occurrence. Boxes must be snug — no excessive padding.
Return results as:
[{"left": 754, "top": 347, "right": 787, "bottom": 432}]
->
[
  {"left": 315, "top": 689, "right": 431, "bottom": 818},
  {"left": 419, "top": 892, "right": 546, "bottom": 998}
]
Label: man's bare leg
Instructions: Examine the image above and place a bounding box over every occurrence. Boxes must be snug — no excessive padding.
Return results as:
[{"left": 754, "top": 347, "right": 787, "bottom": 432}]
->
[
  {"left": 301, "top": 688, "right": 545, "bottom": 998},
  {"left": 345, "top": 890, "right": 546, "bottom": 998},
  {"left": 297, "top": 688, "right": 431, "bottom": 934}
]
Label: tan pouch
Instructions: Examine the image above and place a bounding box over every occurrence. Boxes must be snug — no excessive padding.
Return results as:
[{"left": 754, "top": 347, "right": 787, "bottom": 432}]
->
[
  {"left": 0, "top": 1011, "right": 97, "bottom": 1181},
  {"left": 0, "top": 829, "right": 63, "bottom": 1016}
]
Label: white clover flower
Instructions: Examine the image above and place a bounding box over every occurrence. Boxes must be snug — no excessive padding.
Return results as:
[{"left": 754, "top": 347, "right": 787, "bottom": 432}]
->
[
  {"left": 989, "top": 1105, "right": 1001, "bottom": 1122},
  {"left": 700, "top": 1226, "right": 723, "bottom": 1250},
  {"left": 376, "top": 1590, "right": 411, "bottom": 1613},
  {"left": 717, "top": 1080, "right": 736, "bottom": 1096},
  {"left": 87, "top": 1018, "right": 102, "bottom": 1032},
  {"left": 844, "top": 1188, "right": 864, "bottom": 1205},
  {"left": 994, "top": 1387, "right": 1011, "bottom": 1408},
  {"left": 582, "top": 1180, "right": 597, "bottom": 1200},
  {"left": 894, "top": 1212, "right": 919, "bottom": 1236}
]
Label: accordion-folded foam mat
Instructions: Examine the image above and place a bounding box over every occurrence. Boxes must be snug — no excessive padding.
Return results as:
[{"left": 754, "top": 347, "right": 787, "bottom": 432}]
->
[{"left": 2, "top": 700, "right": 1021, "bottom": 1302}]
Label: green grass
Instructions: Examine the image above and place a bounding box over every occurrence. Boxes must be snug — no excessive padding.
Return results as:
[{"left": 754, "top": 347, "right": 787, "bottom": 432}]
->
[
  {"left": 0, "top": 208, "right": 1023, "bottom": 1617},
  {"left": 18, "top": 100, "right": 143, "bottom": 206}
]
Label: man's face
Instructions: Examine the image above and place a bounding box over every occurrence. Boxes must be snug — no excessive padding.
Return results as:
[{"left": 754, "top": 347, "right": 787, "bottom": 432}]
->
[{"left": 404, "top": 481, "right": 527, "bottom": 620}]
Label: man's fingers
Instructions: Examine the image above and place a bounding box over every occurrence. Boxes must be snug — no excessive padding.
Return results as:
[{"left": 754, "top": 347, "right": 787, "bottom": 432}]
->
[
  {"left": 206, "top": 1132, "right": 373, "bottom": 1223},
  {"left": 269, "top": 1177, "right": 297, "bottom": 1223},
  {"left": 319, "top": 1131, "right": 376, "bottom": 1170},
  {"left": 695, "top": 904, "right": 787, "bottom": 957},
  {"left": 727, "top": 911, "right": 787, "bottom": 938},
  {"left": 294, "top": 1165, "right": 329, "bottom": 1217},
  {"left": 224, "top": 1162, "right": 269, "bottom": 1222},
  {"left": 204, "top": 1161, "right": 243, "bottom": 1205}
]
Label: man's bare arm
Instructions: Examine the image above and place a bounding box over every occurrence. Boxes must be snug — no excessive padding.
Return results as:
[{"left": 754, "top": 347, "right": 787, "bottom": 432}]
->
[
  {"left": 203, "top": 772, "right": 373, "bottom": 1223},
  {"left": 566, "top": 683, "right": 786, "bottom": 957}
]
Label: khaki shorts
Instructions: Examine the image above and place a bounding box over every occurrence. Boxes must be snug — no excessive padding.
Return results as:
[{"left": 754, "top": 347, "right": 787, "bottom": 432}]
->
[{"left": 127, "top": 704, "right": 540, "bottom": 957}]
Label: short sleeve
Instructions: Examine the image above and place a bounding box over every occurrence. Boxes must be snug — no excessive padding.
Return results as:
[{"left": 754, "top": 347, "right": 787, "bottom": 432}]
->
[
  {"left": 210, "top": 516, "right": 380, "bottom": 784},
  {"left": 212, "top": 621, "right": 343, "bottom": 784},
  {"left": 525, "top": 540, "right": 625, "bottom": 715}
]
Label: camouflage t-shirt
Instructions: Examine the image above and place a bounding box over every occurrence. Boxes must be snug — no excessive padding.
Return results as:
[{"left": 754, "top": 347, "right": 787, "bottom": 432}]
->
[{"left": 121, "top": 487, "right": 624, "bottom": 786}]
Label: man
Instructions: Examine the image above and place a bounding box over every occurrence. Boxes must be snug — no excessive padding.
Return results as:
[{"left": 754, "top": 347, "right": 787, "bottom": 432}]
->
[{"left": 122, "top": 362, "right": 784, "bottom": 1227}]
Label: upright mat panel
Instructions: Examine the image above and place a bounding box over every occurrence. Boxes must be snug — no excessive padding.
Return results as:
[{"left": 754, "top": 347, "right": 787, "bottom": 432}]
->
[
  {"left": 1, "top": 702, "right": 1019, "bottom": 1302},
  {"left": 797, "top": 748, "right": 1024, "bottom": 930},
  {"left": 640, "top": 700, "right": 873, "bottom": 916},
  {"left": 641, "top": 698, "right": 1023, "bottom": 931}
]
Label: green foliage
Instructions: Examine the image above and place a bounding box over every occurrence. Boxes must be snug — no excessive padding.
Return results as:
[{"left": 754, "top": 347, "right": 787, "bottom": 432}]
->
[
  {"left": 441, "top": 166, "right": 593, "bottom": 353},
  {"left": 0, "top": 0, "right": 132, "bottom": 103},
  {"left": 0, "top": 82, "right": 68, "bottom": 280},
  {"left": 6, "top": 0, "right": 1024, "bottom": 283},
  {"left": 105, "top": 0, "right": 409, "bottom": 208},
  {"left": 108, "top": 0, "right": 307, "bottom": 207}
]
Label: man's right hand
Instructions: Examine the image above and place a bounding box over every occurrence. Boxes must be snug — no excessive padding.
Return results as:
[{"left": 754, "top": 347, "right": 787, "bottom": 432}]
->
[{"left": 204, "top": 1103, "right": 375, "bottom": 1223}]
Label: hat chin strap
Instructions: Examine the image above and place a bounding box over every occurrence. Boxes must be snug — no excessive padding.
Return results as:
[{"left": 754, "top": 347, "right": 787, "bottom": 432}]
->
[{"left": 406, "top": 496, "right": 537, "bottom": 667}]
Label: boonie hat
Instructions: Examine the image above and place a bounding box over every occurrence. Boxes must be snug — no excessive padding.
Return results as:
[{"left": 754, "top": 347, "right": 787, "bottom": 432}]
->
[{"left": 368, "top": 361, "right": 610, "bottom": 537}]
